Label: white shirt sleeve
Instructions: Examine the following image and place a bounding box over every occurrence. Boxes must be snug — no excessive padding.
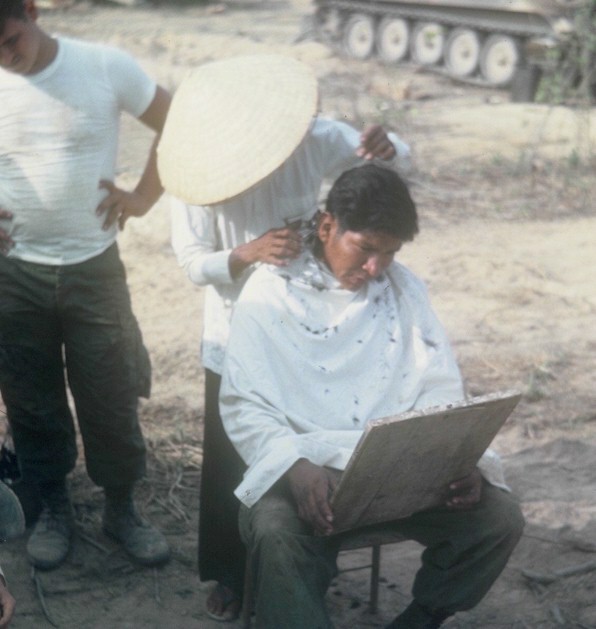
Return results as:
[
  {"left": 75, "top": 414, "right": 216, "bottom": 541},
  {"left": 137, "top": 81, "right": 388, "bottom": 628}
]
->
[
  {"left": 387, "top": 131, "right": 412, "bottom": 173},
  {"left": 401, "top": 272, "right": 509, "bottom": 490},
  {"left": 170, "top": 196, "right": 234, "bottom": 286},
  {"left": 313, "top": 118, "right": 411, "bottom": 182},
  {"left": 103, "top": 46, "right": 157, "bottom": 118}
]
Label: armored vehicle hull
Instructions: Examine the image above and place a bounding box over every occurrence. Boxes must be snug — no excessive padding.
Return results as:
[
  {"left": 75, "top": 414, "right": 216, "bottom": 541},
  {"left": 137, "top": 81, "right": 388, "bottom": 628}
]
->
[{"left": 314, "top": 0, "right": 586, "bottom": 87}]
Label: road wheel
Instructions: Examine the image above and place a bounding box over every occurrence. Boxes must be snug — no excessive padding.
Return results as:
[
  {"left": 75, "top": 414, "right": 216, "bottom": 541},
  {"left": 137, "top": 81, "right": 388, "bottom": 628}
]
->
[
  {"left": 480, "top": 34, "right": 520, "bottom": 86},
  {"left": 444, "top": 27, "right": 481, "bottom": 77},
  {"left": 376, "top": 17, "right": 410, "bottom": 63},
  {"left": 410, "top": 21, "right": 445, "bottom": 66},
  {"left": 343, "top": 14, "right": 375, "bottom": 60}
]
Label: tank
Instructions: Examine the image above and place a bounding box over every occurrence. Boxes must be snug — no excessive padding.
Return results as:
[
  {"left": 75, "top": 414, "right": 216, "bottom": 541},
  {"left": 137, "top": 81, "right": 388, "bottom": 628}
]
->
[{"left": 313, "top": 0, "right": 587, "bottom": 88}]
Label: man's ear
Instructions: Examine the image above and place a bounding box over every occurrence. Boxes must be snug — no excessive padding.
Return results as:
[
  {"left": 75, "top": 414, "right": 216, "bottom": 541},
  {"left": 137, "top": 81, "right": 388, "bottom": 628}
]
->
[{"left": 317, "top": 212, "right": 335, "bottom": 244}]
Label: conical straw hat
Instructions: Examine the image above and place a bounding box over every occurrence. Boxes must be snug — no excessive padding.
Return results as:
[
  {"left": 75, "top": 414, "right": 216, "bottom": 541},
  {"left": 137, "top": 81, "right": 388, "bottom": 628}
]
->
[{"left": 157, "top": 54, "right": 318, "bottom": 205}]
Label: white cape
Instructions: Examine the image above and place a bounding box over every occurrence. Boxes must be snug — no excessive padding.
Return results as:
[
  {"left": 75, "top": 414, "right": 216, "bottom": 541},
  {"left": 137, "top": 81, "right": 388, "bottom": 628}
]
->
[{"left": 220, "top": 253, "right": 506, "bottom": 507}]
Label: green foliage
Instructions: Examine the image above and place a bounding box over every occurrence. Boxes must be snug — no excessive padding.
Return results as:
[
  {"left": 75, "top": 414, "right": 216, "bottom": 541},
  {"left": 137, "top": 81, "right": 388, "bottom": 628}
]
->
[{"left": 537, "top": 0, "right": 596, "bottom": 105}]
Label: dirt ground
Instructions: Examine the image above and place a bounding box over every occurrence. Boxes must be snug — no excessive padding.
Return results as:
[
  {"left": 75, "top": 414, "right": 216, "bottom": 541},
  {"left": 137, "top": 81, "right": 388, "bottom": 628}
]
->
[{"left": 1, "top": 0, "right": 595, "bottom": 627}]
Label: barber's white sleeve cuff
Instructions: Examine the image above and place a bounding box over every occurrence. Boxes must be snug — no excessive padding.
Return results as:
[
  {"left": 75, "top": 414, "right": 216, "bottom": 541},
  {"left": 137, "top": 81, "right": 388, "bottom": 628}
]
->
[
  {"left": 387, "top": 131, "right": 412, "bottom": 173},
  {"left": 478, "top": 448, "right": 510, "bottom": 492},
  {"left": 189, "top": 249, "right": 233, "bottom": 285}
]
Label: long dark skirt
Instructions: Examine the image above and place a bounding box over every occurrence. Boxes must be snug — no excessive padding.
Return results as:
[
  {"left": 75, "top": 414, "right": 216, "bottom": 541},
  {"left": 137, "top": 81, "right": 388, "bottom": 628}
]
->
[{"left": 198, "top": 369, "right": 246, "bottom": 594}]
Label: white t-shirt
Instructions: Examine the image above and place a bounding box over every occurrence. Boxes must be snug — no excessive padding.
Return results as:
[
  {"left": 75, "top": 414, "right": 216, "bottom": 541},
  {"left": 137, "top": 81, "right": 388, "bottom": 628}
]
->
[{"left": 0, "top": 37, "right": 156, "bottom": 265}]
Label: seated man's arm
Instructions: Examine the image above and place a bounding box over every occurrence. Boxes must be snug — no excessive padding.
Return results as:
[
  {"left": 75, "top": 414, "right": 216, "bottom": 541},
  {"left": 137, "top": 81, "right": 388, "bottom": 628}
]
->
[
  {"left": 220, "top": 269, "right": 357, "bottom": 511},
  {"left": 220, "top": 326, "right": 328, "bottom": 509},
  {"left": 397, "top": 266, "right": 505, "bottom": 502}
]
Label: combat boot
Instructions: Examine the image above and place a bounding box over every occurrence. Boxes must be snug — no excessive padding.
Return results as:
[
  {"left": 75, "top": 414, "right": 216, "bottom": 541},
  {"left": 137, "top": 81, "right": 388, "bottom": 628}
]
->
[
  {"left": 102, "top": 486, "right": 170, "bottom": 566},
  {"left": 385, "top": 600, "right": 451, "bottom": 629},
  {"left": 26, "top": 479, "right": 74, "bottom": 570}
]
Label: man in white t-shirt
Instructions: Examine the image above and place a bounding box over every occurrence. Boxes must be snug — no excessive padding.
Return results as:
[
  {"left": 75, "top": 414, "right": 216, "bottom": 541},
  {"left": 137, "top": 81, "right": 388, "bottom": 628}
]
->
[
  {"left": 220, "top": 164, "right": 524, "bottom": 628},
  {"left": 0, "top": 0, "right": 171, "bottom": 570}
]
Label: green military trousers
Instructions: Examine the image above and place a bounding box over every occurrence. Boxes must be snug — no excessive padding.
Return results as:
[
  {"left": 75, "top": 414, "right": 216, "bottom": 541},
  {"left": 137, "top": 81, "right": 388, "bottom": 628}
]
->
[
  {"left": 0, "top": 244, "right": 150, "bottom": 488},
  {"left": 240, "top": 480, "right": 524, "bottom": 628}
]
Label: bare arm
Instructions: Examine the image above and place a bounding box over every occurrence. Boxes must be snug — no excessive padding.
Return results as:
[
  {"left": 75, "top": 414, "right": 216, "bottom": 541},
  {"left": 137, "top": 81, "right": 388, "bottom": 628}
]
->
[{"left": 96, "top": 85, "right": 172, "bottom": 230}]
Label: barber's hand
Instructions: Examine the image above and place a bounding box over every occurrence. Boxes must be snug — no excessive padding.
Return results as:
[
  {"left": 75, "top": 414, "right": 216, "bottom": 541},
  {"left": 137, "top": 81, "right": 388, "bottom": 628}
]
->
[
  {"left": 286, "top": 459, "right": 337, "bottom": 536},
  {"left": 356, "top": 124, "right": 396, "bottom": 161},
  {"left": 229, "top": 226, "right": 302, "bottom": 278},
  {"left": 245, "top": 226, "right": 303, "bottom": 265},
  {"left": 0, "top": 209, "right": 14, "bottom": 256},
  {"left": 0, "top": 579, "right": 16, "bottom": 628},
  {"left": 96, "top": 180, "right": 153, "bottom": 231},
  {"left": 445, "top": 468, "right": 482, "bottom": 510}
]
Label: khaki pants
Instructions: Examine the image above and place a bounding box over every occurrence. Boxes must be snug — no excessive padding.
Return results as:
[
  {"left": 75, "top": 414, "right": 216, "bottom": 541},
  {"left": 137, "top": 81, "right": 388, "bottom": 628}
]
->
[{"left": 240, "top": 481, "right": 524, "bottom": 629}]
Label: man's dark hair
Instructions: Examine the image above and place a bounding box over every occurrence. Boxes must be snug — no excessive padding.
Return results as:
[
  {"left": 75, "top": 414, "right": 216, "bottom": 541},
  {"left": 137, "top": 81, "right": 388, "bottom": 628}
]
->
[
  {"left": 0, "top": 0, "right": 26, "bottom": 33},
  {"left": 325, "top": 164, "right": 418, "bottom": 242}
]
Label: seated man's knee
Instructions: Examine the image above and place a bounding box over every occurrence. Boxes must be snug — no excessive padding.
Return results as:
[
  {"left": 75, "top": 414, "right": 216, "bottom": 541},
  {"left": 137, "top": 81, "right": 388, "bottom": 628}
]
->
[
  {"left": 504, "top": 496, "right": 525, "bottom": 542},
  {"left": 242, "top": 492, "right": 306, "bottom": 547},
  {"left": 485, "top": 485, "right": 525, "bottom": 544}
]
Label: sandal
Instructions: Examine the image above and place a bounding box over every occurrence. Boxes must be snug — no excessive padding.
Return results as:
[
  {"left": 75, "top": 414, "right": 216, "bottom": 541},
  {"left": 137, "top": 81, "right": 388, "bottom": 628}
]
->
[{"left": 205, "top": 582, "right": 242, "bottom": 622}]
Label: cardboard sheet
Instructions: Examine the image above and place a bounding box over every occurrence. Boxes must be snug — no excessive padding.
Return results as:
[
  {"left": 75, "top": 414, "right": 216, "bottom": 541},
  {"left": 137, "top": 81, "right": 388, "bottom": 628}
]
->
[{"left": 330, "top": 391, "right": 521, "bottom": 533}]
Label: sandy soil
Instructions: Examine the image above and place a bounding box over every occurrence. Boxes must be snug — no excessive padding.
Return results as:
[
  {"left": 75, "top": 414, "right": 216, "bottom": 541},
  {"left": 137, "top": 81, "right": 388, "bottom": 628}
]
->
[{"left": 1, "top": 0, "right": 595, "bottom": 627}]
